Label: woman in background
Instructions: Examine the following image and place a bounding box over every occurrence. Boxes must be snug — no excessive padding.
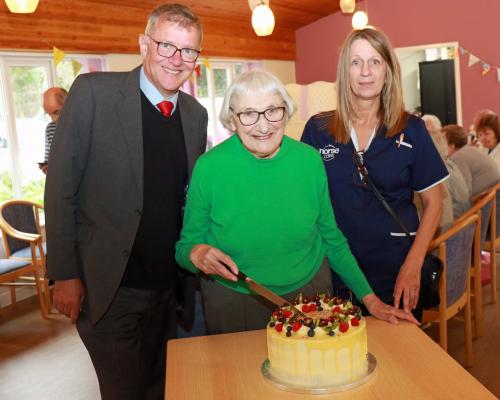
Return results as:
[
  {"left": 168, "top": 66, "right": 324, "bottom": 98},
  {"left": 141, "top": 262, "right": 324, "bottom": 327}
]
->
[
  {"left": 477, "top": 113, "right": 500, "bottom": 172},
  {"left": 301, "top": 28, "right": 448, "bottom": 320}
]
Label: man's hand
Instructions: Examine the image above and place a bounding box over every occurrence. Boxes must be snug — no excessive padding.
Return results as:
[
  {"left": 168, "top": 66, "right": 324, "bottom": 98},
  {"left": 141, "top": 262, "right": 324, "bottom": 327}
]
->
[{"left": 53, "top": 278, "right": 85, "bottom": 323}]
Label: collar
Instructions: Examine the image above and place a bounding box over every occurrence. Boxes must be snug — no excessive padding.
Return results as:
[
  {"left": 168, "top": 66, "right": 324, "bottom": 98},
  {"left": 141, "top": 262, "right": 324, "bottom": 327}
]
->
[
  {"left": 140, "top": 66, "right": 179, "bottom": 113},
  {"left": 350, "top": 126, "right": 377, "bottom": 152}
]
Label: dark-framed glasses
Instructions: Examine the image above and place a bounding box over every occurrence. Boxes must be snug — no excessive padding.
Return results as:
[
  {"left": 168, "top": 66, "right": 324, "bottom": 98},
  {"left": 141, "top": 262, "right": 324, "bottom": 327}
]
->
[
  {"left": 148, "top": 36, "right": 200, "bottom": 63},
  {"left": 352, "top": 149, "right": 368, "bottom": 188},
  {"left": 231, "top": 106, "right": 286, "bottom": 126}
]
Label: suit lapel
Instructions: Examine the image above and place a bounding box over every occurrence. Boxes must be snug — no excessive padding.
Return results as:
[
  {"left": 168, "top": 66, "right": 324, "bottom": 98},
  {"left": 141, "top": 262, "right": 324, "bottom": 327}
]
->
[
  {"left": 116, "top": 66, "right": 143, "bottom": 198},
  {"left": 178, "top": 92, "right": 197, "bottom": 178}
]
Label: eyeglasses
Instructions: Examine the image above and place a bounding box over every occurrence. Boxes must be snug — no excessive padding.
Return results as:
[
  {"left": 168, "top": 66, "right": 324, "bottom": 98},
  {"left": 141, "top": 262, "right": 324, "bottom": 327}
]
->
[
  {"left": 148, "top": 36, "right": 200, "bottom": 63},
  {"left": 352, "top": 149, "right": 368, "bottom": 188},
  {"left": 231, "top": 106, "right": 286, "bottom": 126}
]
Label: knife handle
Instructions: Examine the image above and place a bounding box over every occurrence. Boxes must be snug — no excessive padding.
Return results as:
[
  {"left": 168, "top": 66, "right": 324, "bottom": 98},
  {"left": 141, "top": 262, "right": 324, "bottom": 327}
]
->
[{"left": 221, "top": 262, "right": 248, "bottom": 281}]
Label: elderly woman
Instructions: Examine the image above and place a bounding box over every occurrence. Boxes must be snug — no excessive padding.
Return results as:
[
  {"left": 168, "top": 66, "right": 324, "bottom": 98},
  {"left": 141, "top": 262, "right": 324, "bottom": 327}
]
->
[
  {"left": 301, "top": 28, "right": 449, "bottom": 320},
  {"left": 444, "top": 124, "right": 500, "bottom": 197},
  {"left": 175, "top": 70, "right": 417, "bottom": 334},
  {"left": 477, "top": 113, "right": 500, "bottom": 172}
]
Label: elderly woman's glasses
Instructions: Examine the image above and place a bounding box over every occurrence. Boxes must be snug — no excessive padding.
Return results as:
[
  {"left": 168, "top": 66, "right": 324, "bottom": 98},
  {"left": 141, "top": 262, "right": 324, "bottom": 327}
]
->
[
  {"left": 232, "top": 106, "right": 286, "bottom": 126},
  {"left": 148, "top": 36, "right": 200, "bottom": 63},
  {"left": 352, "top": 149, "right": 368, "bottom": 188}
]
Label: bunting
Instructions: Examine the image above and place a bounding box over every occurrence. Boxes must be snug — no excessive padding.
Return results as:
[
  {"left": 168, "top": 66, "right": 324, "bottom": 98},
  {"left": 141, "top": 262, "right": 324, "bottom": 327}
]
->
[
  {"left": 71, "top": 59, "right": 83, "bottom": 76},
  {"left": 459, "top": 45, "right": 500, "bottom": 82},
  {"left": 53, "top": 46, "right": 65, "bottom": 66}
]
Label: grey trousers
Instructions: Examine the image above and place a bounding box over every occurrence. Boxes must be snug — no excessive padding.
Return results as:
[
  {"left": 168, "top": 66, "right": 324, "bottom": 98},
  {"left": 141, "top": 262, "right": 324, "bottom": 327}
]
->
[
  {"left": 77, "top": 286, "right": 176, "bottom": 400},
  {"left": 200, "top": 258, "right": 333, "bottom": 334}
]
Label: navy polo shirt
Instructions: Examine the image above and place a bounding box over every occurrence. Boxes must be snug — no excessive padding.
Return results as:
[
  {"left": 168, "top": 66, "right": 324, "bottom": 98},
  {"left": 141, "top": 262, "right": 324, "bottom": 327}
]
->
[{"left": 301, "top": 113, "right": 449, "bottom": 303}]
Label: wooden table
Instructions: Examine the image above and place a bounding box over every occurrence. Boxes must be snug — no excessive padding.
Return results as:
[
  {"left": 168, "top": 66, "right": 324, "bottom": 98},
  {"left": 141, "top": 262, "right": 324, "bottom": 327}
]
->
[{"left": 166, "top": 317, "right": 496, "bottom": 399}]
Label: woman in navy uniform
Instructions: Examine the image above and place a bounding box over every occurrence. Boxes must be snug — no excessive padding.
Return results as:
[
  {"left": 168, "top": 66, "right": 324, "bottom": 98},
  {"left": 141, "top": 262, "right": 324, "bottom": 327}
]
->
[{"left": 301, "top": 28, "right": 448, "bottom": 319}]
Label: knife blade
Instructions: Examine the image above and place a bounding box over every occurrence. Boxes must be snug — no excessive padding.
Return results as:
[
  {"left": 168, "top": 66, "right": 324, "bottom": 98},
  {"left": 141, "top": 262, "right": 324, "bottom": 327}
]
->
[{"left": 223, "top": 263, "right": 305, "bottom": 316}]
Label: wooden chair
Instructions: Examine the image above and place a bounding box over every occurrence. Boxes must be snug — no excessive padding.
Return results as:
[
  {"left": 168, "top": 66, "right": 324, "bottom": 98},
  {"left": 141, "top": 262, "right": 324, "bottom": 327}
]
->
[
  {"left": 455, "top": 188, "right": 495, "bottom": 338},
  {"left": 482, "top": 182, "right": 500, "bottom": 304},
  {"left": 422, "top": 213, "right": 479, "bottom": 368},
  {"left": 0, "top": 258, "right": 48, "bottom": 318},
  {"left": 0, "top": 199, "right": 51, "bottom": 314}
]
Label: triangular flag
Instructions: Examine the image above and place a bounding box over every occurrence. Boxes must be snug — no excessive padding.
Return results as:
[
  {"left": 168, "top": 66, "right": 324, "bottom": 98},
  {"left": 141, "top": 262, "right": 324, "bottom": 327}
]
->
[
  {"left": 497, "top": 68, "right": 500, "bottom": 83},
  {"left": 468, "top": 53, "right": 480, "bottom": 68},
  {"left": 203, "top": 58, "right": 211, "bottom": 70},
  {"left": 71, "top": 59, "right": 82, "bottom": 76},
  {"left": 53, "top": 47, "right": 65, "bottom": 66},
  {"left": 481, "top": 63, "right": 491, "bottom": 76},
  {"left": 195, "top": 64, "right": 201, "bottom": 78}
]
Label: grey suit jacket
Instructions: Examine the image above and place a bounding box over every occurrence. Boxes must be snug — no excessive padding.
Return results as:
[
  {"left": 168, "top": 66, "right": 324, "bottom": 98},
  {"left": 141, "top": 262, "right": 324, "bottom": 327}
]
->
[{"left": 45, "top": 66, "right": 208, "bottom": 324}]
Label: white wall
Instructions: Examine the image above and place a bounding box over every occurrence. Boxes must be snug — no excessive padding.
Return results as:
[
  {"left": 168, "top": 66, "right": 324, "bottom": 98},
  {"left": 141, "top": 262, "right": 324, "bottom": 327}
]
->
[{"left": 396, "top": 49, "right": 425, "bottom": 114}]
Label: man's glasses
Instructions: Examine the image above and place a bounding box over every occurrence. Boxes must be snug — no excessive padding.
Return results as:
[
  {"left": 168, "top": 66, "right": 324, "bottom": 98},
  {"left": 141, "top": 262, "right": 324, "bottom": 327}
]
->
[
  {"left": 352, "top": 149, "right": 368, "bottom": 188},
  {"left": 231, "top": 106, "right": 286, "bottom": 126},
  {"left": 148, "top": 36, "right": 200, "bottom": 63}
]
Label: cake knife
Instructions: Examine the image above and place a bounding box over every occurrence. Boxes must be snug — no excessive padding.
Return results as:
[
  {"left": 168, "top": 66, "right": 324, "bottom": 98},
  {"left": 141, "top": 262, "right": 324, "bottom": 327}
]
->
[{"left": 222, "top": 263, "right": 305, "bottom": 316}]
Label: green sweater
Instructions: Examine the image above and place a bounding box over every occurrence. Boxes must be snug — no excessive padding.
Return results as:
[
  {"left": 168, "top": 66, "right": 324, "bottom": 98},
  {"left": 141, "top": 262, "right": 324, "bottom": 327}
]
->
[{"left": 175, "top": 135, "right": 373, "bottom": 300}]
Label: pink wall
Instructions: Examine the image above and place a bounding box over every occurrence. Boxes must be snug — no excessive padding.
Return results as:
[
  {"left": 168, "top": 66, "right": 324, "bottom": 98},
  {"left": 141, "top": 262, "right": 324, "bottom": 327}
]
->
[{"left": 295, "top": 0, "right": 500, "bottom": 128}]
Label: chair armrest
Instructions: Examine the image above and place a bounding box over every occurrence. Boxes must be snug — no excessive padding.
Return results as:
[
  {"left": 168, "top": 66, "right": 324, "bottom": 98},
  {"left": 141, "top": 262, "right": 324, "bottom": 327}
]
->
[{"left": 0, "top": 222, "right": 41, "bottom": 243}]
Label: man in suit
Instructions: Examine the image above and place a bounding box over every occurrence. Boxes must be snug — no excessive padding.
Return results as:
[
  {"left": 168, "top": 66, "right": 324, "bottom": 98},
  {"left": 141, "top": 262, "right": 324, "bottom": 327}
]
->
[{"left": 44, "top": 4, "right": 207, "bottom": 399}]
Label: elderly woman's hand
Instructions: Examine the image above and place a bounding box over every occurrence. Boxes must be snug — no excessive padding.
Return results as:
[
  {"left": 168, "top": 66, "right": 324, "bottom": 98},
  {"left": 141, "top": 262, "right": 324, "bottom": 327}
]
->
[
  {"left": 189, "top": 244, "right": 239, "bottom": 282},
  {"left": 362, "top": 294, "right": 420, "bottom": 325}
]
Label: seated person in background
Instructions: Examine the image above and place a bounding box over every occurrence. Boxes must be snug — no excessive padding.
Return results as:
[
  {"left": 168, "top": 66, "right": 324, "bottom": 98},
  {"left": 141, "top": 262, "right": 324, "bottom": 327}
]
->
[
  {"left": 468, "top": 109, "right": 496, "bottom": 148},
  {"left": 417, "top": 115, "right": 453, "bottom": 232},
  {"left": 443, "top": 124, "right": 500, "bottom": 196},
  {"left": 421, "top": 116, "right": 470, "bottom": 218},
  {"left": 175, "top": 70, "right": 418, "bottom": 335},
  {"left": 41, "top": 87, "right": 67, "bottom": 174},
  {"left": 477, "top": 113, "right": 500, "bottom": 172}
]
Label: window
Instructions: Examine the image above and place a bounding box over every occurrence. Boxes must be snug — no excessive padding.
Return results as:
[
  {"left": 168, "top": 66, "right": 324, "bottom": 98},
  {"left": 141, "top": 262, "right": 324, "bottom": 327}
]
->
[
  {"left": 0, "top": 53, "right": 105, "bottom": 204},
  {"left": 183, "top": 60, "right": 262, "bottom": 149}
]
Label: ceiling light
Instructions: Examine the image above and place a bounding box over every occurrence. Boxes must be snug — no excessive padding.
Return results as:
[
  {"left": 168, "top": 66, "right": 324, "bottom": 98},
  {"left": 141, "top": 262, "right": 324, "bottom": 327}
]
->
[
  {"left": 339, "top": 0, "right": 355, "bottom": 14},
  {"left": 5, "top": 0, "right": 39, "bottom": 13},
  {"left": 249, "top": 0, "right": 275, "bottom": 37},
  {"left": 352, "top": 10, "right": 368, "bottom": 30}
]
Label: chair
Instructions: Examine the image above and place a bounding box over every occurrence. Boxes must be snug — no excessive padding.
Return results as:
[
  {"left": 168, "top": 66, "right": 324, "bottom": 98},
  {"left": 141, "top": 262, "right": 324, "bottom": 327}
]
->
[
  {"left": 455, "top": 188, "right": 495, "bottom": 338},
  {"left": 0, "top": 199, "right": 51, "bottom": 315},
  {"left": 422, "top": 213, "right": 479, "bottom": 368},
  {"left": 482, "top": 182, "right": 500, "bottom": 304},
  {"left": 0, "top": 258, "right": 48, "bottom": 317}
]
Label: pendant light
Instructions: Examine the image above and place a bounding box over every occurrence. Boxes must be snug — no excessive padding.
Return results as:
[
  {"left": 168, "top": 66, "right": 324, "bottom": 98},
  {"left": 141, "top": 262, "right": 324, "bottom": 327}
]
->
[
  {"left": 339, "top": 0, "right": 355, "bottom": 14},
  {"left": 248, "top": 0, "right": 275, "bottom": 37},
  {"left": 5, "top": 0, "right": 39, "bottom": 13}
]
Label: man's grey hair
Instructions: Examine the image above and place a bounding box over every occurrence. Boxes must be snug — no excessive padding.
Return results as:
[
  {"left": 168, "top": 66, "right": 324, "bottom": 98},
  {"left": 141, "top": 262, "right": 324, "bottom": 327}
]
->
[{"left": 144, "top": 3, "right": 203, "bottom": 44}]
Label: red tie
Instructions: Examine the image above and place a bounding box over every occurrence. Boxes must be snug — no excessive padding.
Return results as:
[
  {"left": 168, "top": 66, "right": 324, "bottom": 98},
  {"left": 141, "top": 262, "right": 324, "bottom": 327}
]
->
[{"left": 157, "top": 100, "right": 174, "bottom": 117}]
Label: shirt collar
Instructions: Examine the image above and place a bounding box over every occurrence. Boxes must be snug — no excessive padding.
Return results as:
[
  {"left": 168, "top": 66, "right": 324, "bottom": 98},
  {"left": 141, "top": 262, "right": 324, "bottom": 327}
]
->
[
  {"left": 140, "top": 66, "right": 178, "bottom": 113},
  {"left": 350, "top": 126, "right": 377, "bottom": 152}
]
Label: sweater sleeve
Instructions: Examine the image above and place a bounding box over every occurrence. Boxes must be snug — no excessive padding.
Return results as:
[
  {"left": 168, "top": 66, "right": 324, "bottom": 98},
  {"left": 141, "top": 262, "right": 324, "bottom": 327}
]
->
[
  {"left": 314, "top": 159, "right": 374, "bottom": 300},
  {"left": 175, "top": 158, "right": 210, "bottom": 273}
]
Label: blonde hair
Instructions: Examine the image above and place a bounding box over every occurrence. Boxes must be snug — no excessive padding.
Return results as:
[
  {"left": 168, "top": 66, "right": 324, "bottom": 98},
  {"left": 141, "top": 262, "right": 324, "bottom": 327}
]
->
[
  {"left": 219, "top": 70, "right": 296, "bottom": 131},
  {"left": 331, "top": 27, "right": 407, "bottom": 143}
]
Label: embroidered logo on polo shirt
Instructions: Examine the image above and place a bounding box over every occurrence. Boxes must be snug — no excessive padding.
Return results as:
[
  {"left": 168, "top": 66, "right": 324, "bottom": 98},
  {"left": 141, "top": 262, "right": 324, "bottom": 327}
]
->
[{"left": 319, "top": 144, "right": 340, "bottom": 161}]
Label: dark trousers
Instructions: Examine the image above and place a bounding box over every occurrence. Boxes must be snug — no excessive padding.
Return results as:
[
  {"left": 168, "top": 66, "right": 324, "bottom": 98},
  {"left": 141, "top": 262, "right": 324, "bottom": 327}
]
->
[
  {"left": 77, "top": 286, "right": 176, "bottom": 400},
  {"left": 201, "top": 258, "right": 333, "bottom": 334}
]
